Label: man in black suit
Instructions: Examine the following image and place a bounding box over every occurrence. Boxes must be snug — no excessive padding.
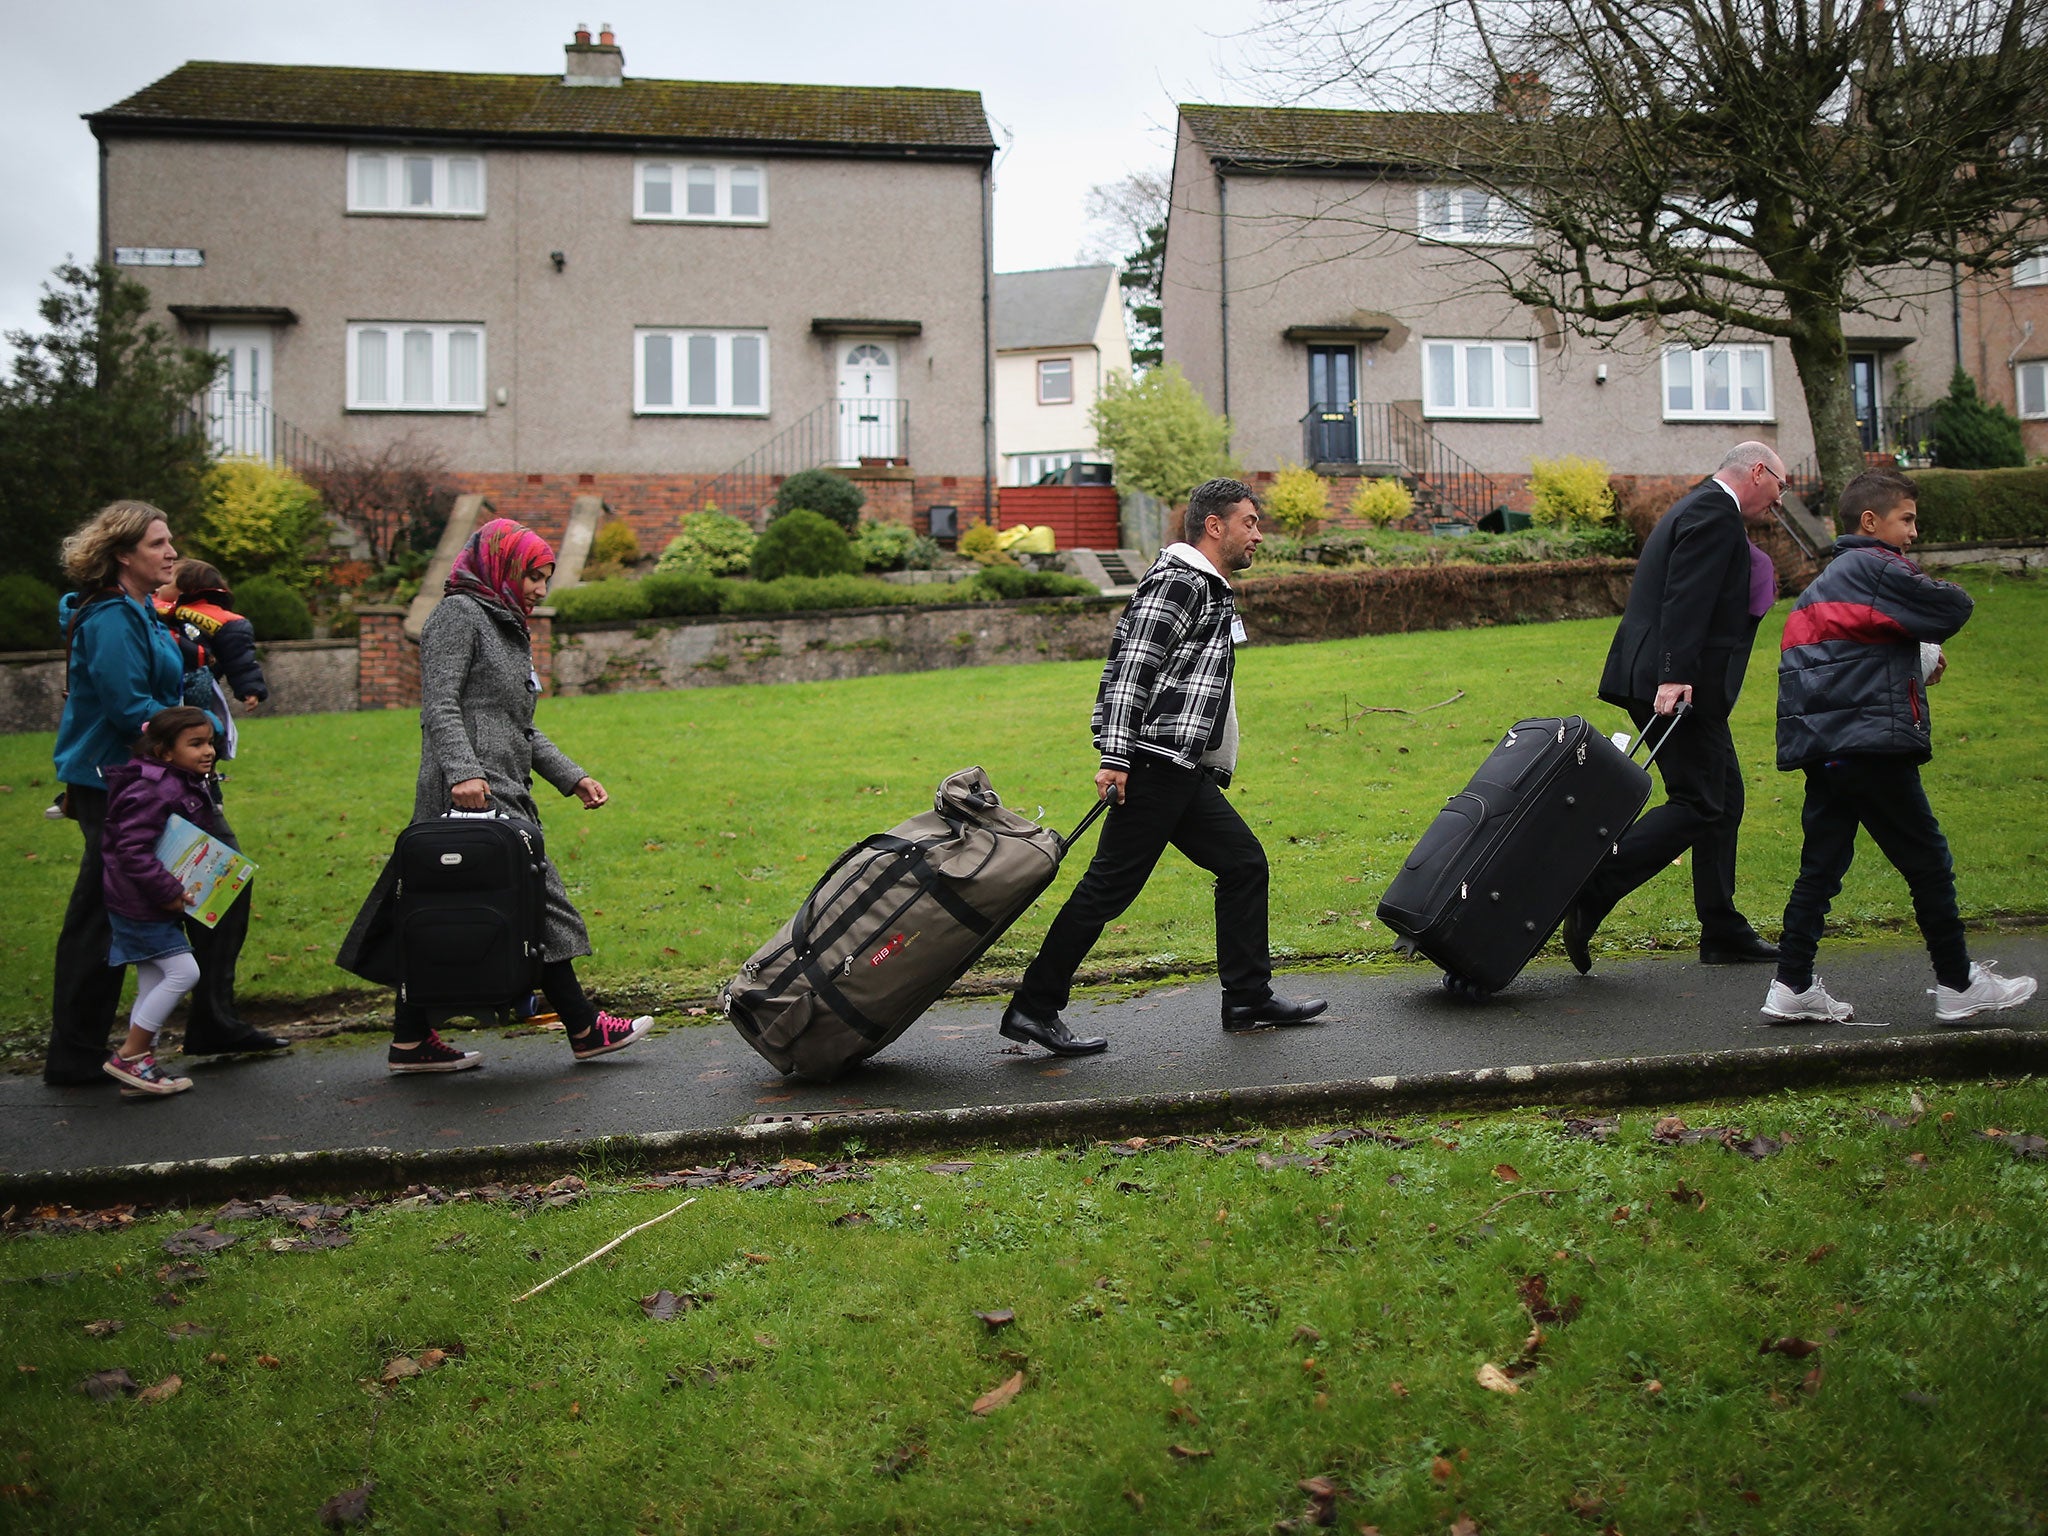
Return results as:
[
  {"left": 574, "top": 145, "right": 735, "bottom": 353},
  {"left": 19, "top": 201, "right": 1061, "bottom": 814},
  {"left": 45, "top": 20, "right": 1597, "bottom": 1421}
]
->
[{"left": 1562, "top": 441, "right": 1785, "bottom": 971}]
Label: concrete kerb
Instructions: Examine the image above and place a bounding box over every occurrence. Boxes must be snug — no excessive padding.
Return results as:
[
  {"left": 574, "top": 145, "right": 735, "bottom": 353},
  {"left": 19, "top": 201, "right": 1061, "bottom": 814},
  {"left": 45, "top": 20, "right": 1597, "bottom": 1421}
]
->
[{"left": 4, "top": 1029, "right": 2040, "bottom": 1211}]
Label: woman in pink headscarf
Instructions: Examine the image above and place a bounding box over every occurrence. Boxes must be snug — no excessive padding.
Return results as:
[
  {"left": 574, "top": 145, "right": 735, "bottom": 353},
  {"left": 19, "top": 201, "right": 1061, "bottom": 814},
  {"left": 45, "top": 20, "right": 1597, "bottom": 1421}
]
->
[{"left": 338, "top": 518, "right": 653, "bottom": 1072}]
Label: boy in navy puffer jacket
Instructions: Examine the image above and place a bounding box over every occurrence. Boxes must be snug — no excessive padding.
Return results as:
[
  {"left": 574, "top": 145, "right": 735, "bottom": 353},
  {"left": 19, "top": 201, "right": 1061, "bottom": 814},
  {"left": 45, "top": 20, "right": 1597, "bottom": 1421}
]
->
[{"left": 1763, "top": 468, "right": 2036, "bottom": 1026}]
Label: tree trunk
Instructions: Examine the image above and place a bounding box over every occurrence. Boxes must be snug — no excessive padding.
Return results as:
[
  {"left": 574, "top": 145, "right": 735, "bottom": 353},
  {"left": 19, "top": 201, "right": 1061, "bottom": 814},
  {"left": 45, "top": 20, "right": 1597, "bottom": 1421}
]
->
[{"left": 1785, "top": 305, "right": 1864, "bottom": 511}]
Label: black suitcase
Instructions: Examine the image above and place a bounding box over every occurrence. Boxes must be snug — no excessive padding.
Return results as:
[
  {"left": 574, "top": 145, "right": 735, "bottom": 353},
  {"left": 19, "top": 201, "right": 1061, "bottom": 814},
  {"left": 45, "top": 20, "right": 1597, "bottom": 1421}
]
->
[
  {"left": 392, "top": 811, "right": 548, "bottom": 1010},
  {"left": 1376, "top": 711, "right": 1682, "bottom": 997}
]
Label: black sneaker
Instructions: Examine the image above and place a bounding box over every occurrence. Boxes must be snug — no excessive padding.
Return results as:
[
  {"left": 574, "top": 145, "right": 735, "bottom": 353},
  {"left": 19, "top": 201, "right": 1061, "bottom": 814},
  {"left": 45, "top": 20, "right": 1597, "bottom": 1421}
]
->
[{"left": 387, "top": 1029, "right": 483, "bottom": 1074}]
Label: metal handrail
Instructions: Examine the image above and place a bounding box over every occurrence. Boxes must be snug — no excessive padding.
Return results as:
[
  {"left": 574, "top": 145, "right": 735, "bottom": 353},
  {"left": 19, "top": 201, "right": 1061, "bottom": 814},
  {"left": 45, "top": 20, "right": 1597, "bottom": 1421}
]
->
[
  {"left": 697, "top": 398, "right": 910, "bottom": 524},
  {"left": 1298, "top": 402, "right": 1495, "bottom": 523},
  {"left": 178, "top": 388, "right": 341, "bottom": 477}
]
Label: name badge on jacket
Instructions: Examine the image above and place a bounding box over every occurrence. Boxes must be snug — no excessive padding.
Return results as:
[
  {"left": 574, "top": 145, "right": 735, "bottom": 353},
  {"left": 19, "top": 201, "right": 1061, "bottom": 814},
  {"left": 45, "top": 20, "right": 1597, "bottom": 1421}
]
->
[{"left": 1230, "top": 616, "right": 1248, "bottom": 646}]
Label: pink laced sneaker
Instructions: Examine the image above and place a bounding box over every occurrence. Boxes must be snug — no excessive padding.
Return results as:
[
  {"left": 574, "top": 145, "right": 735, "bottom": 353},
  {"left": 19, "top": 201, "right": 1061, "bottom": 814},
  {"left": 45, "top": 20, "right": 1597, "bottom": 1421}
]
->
[
  {"left": 387, "top": 1029, "right": 483, "bottom": 1075},
  {"left": 103, "top": 1050, "right": 193, "bottom": 1099},
  {"left": 570, "top": 1012, "right": 654, "bottom": 1061}
]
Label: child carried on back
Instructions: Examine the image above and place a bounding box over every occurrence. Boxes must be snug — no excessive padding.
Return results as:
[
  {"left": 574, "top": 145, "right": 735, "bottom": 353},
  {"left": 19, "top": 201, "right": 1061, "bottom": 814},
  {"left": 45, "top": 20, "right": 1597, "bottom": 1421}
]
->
[
  {"left": 155, "top": 560, "right": 268, "bottom": 757},
  {"left": 99, "top": 706, "right": 226, "bottom": 1097},
  {"left": 1764, "top": 468, "right": 2037, "bottom": 1026}
]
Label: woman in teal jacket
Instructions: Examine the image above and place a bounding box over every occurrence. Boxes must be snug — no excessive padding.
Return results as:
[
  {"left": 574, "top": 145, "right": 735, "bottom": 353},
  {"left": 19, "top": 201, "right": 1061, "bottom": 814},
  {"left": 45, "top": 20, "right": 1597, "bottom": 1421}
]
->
[{"left": 45, "top": 502, "right": 281, "bottom": 1086}]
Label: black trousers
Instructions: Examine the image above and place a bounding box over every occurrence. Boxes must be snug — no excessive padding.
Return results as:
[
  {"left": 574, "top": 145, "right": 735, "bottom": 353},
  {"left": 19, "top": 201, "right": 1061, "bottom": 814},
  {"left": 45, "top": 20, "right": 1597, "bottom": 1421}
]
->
[
  {"left": 1015, "top": 756, "right": 1271, "bottom": 1015},
  {"left": 1580, "top": 702, "right": 1751, "bottom": 944},
  {"left": 46, "top": 783, "right": 256, "bottom": 1083},
  {"left": 392, "top": 959, "right": 599, "bottom": 1043},
  {"left": 1776, "top": 757, "right": 1970, "bottom": 993}
]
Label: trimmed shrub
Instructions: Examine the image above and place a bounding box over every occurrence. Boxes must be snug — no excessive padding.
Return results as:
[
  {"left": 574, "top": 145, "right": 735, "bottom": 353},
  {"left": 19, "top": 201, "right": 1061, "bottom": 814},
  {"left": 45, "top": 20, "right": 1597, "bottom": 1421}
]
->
[
  {"left": 751, "top": 510, "right": 861, "bottom": 581},
  {"left": 968, "top": 566, "right": 1099, "bottom": 600},
  {"left": 1931, "top": 369, "right": 2024, "bottom": 470},
  {"left": 957, "top": 524, "right": 1005, "bottom": 565},
  {"left": 188, "top": 459, "right": 328, "bottom": 590},
  {"left": 659, "top": 509, "right": 756, "bottom": 577},
  {"left": 1265, "top": 464, "right": 1331, "bottom": 535},
  {"left": 853, "top": 518, "right": 917, "bottom": 572},
  {"left": 549, "top": 579, "right": 652, "bottom": 623},
  {"left": 590, "top": 520, "right": 641, "bottom": 567},
  {"left": 0, "top": 573, "right": 61, "bottom": 651},
  {"left": 1091, "top": 363, "right": 1238, "bottom": 502},
  {"left": 234, "top": 574, "right": 314, "bottom": 641},
  {"left": 771, "top": 469, "right": 865, "bottom": 532},
  {"left": 639, "top": 570, "right": 723, "bottom": 617},
  {"left": 1529, "top": 455, "right": 1617, "bottom": 526},
  {"left": 721, "top": 575, "right": 916, "bottom": 613},
  {"left": 904, "top": 534, "right": 942, "bottom": 570},
  {"left": 1909, "top": 467, "right": 2048, "bottom": 543},
  {"left": 1347, "top": 478, "right": 1414, "bottom": 528}
]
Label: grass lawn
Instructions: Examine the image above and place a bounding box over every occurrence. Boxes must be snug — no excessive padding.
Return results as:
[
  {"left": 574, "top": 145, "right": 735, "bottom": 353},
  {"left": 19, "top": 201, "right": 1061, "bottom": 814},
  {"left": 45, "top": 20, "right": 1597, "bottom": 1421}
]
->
[
  {"left": 2, "top": 1080, "right": 2045, "bottom": 1533},
  {"left": 1, "top": 571, "right": 2042, "bottom": 1048}
]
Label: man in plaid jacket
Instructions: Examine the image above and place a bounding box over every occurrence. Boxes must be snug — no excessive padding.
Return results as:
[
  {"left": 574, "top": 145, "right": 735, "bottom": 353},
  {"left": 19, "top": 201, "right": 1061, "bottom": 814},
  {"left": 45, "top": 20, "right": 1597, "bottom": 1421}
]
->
[{"left": 1000, "top": 479, "right": 1328, "bottom": 1056}]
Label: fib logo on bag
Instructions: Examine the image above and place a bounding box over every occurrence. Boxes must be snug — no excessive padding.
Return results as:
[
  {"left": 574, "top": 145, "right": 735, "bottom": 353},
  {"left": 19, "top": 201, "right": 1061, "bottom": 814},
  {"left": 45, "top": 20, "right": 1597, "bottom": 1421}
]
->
[{"left": 870, "top": 930, "right": 921, "bottom": 967}]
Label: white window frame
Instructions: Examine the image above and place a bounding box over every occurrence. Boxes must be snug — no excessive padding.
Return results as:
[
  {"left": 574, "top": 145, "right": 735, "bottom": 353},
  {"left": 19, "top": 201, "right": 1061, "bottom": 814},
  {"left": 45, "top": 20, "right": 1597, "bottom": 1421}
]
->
[
  {"left": 346, "top": 150, "right": 485, "bottom": 216},
  {"left": 634, "top": 328, "right": 770, "bottom": 415},
  {"left": 1419, "top": 337, "right": 1539, "bottom": 419},
  {"left": 2015, "top": 251, "right": 2048, "bottom": 287},
  {"left": 1658, "top": 194, "right": 1753, "bottom": 251},
  {"left": 2016, "top": 359, "right": 2048, "bottom": 418},
  {"left": 345, "top": 323, "right": 486, "bottom": 412},
  {"left": 1662, "top": 343, "right": 1774, "bottom": 422},
  {"left": 1416, "top": 185, "right": 1532, "bottom": 245},
  {"left": 1036, "top": 357, "right": 1074, "bottom": 405},
  {"left": 634, "top": 160, "right": 768, "bottom": 223}
]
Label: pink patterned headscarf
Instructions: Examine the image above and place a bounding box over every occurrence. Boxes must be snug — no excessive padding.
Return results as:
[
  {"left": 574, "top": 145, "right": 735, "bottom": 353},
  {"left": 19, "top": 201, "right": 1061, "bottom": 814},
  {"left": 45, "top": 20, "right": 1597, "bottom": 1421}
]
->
[{"left": 445, "top": 518, "right": 556, "bottom": 633}]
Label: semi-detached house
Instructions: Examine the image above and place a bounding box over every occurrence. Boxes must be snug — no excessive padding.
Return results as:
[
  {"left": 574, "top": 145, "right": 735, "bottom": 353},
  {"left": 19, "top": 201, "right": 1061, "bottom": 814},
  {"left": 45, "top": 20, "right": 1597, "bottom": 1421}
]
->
[
  {"left": 89, "top": 26, "right": 999, "bottom": 546},
  {"left": 1162, "top": 103, "right": 1968, "bottom": 522}
]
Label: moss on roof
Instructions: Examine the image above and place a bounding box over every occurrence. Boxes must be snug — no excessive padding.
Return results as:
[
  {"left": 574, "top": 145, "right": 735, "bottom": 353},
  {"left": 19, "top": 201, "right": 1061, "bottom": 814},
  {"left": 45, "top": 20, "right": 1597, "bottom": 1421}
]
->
[
  {"left": 92, "top": 61, "right": 995, "bottom": 154},
  {"left": 1178, "top": 103, "right": 1532, "bottom": 171}
]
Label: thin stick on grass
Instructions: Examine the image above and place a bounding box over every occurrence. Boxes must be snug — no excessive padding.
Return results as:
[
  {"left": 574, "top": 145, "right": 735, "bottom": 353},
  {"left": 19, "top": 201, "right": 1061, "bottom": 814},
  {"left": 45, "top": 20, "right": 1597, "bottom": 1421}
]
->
[
  {"left": 1347, "top": 688, "right": 1466, "bottom": 720},
  {"left": 512, "top": 1197, "right": 696, "bottom": 1303}
]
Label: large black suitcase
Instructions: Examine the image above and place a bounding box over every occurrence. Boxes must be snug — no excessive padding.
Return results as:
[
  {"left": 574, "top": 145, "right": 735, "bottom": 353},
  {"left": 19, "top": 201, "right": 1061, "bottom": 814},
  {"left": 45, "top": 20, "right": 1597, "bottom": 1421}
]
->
[
  {"left": 722, "top": 768, "right": 1112, "bottom": 1081},
  {"left": 1376, "top": 712, "right": 1680, "bottom": 996},
  {"left": 393, "top": 811, "right": 548, "bottom": 1010}
]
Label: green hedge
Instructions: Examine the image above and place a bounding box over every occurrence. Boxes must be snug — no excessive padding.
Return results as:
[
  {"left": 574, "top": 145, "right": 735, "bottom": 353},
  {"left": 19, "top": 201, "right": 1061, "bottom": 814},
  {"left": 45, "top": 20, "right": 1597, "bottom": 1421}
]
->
[
  {"left": 548, "top": 568, "right": 1103, "bottom": 626},
  {"left": 1907, "top": 468, "right": 2048, "bottom": 544},
  {"left": 0, "top": 573, "right": 60, "bottom": 652},
  {"left": 549, "top": 579, "right": 651, "bottom": 623},
  {"left": 967, "top": 566, "right": 1101, "bottom": 600},
  {"left": 235, "top": 574, "right": 314, "bottom": 641}
]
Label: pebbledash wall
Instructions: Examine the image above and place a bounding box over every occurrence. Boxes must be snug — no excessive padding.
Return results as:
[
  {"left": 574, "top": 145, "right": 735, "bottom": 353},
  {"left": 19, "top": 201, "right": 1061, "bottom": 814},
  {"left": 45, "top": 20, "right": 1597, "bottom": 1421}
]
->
[{"left": 0, "top": 639, "right": 362, "bottom": 736}]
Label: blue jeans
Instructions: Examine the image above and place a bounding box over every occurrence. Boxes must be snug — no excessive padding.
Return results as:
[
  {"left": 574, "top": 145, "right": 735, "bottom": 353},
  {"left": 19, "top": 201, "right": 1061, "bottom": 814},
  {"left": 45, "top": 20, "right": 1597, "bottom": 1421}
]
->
[{"left": 1776, "top": 756, "right": 1970, "bottom": 992}]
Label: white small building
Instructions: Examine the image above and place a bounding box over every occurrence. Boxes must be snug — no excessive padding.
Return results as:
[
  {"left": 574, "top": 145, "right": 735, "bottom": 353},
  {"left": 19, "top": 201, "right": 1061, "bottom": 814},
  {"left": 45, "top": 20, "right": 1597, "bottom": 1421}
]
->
[{"left": 993, "top": 265, "right": 1131, "bottom": 486}]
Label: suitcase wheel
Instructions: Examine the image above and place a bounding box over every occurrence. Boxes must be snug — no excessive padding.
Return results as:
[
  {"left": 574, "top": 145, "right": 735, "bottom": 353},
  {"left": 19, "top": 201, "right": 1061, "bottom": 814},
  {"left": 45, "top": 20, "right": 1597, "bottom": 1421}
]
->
[{"left": 1441, "top": 971, "right": 1493, "bottom": 1003}]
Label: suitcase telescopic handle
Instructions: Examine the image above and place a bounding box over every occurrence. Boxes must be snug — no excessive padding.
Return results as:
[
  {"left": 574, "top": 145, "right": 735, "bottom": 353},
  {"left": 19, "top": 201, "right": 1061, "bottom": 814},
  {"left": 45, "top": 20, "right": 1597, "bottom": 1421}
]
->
[
  {"left": 1058, "top": 782, "right": 1121, "bottom": 852},
  {"left": 1625, "top": 700, "right": 1692, "bottom": 770}
]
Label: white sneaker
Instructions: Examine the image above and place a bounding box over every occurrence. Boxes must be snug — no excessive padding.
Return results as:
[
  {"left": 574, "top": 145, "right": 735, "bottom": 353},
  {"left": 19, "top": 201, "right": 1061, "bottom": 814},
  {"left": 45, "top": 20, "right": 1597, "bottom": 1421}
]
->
[
  {"left": 1932, "top": 962, "right": 2038, "bottom": 1023},
  {"left": 1761, "top": 977, "right": 1855, "bottom": 1023}
]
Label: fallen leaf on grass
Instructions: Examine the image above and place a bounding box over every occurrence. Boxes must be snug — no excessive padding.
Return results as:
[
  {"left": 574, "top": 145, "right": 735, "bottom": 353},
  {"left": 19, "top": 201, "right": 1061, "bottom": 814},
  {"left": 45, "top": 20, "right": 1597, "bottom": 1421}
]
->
[
  {"left": 1733, "top": 1134, "right": 1785, "bottom": 1161},
  {"left": 638, "top": 1290, "right": 710, "bottom": 1322},
  {"left": 255, "top": 1354, "right": 281, "bottom": 1369},
  {"left": 431, "top": 1233, "right": 468, "bottom": 1252},
  {"left": 1805, "top": 1243, "right": 1836, "bottom": 1265},
  {"left": 1297, "top": 1474, "right": 1340, "bottom": 1525},
  {"left": 152, "top": 1291, "right": 183, "bottom": 1308},
  {"left": 974, "top": 1309, "right": 1016, "bottom": 1331},
  {"left": 1256, "top": 1152, "right": 1326, "bottom": 1171},
  {"left": 1491, "top": 1163, "right": 1521, "bottom": 1182},
  {"left": 165, "top": 1322, "right": 213, "bottom": 1339},
  {"left": 1475, "top": 1363, "right": 1520, "bottom": 1394},
  {"left": 77, "top": 1368, "right": 137, "bottom": 1401},
  {"left": 1800, "top": 1364, "right": 1825, "bottom": 1395},
  {"left": 831, "top": 1210, "right": 873, "bottom": 1227},
  {"left": 135, "top": 1374, "right": 181, "bottom": 1405},
  {"left": 156, "top": 1261, "right": 207, "bottom": 1285},
  {"left": 1388, "top": 1379, "right": 1409, "bottom": 1397},
  {"left": 2004, "top": 1133, "right": 2048, "bottom": 1160},
  {"left": 970, "top": 1370, "right": 1025, "bottom": 1416},
  {"left": 741, "top": 1252, "right": 771, "bottom": 1265},
  {"left": 82, "top": 1319, "right": 123, "bottom": 1338},
  {"left": 380, "top": 1357, "right": 423, "bottom": 1385},
  {"left": 1564, "top": 1490, "right": 1607, "bottom": 1520},
  {"left": 925, "top": 1161, "right": 973, "bottom": 1176},
  {"left": 1431, "top": 1456, "right": 1455, "bottom": 1484},
  {"left": 1559, "top": 1115, "right": 1618, "bottom": 1142},
  {"left": 1293, "top": 1324, "right": 1321, "bottom": 1343},
  {"left": 161, "top": 1225, "right": 239, "bottom": 1256},
  {"left": 1668, "top": 1180, "right": 1707, "bottom": 1210},
  {"left": 1760, "top": 1336, "right": 1821, "bottom": 1359},
  {"left": 1166, "top": 1443, "right": 1213, "bottom": 1461},
  {"left": 1448, "top": 1515, "right": 1480, "bottom": 1536},
  {"left": 1169, "top": 1374, "right": 1191, "bottom": 1395},
  {"left": 317, "top": 1481, "right": 373, "bottom": 1529}
]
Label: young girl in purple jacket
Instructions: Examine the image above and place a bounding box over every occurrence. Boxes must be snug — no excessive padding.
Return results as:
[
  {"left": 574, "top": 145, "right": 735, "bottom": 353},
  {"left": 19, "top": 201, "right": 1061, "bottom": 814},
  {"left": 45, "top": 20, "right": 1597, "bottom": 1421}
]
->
[{"left": 100, "top": 706, "right": 225, "bottom": 1098}]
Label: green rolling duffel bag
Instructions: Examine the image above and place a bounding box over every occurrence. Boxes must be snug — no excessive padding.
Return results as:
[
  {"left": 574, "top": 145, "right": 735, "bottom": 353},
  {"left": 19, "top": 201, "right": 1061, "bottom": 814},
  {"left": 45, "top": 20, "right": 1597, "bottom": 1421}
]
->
[{"left": 720, "top": 766, "right": 1112, "bottom": 1081}]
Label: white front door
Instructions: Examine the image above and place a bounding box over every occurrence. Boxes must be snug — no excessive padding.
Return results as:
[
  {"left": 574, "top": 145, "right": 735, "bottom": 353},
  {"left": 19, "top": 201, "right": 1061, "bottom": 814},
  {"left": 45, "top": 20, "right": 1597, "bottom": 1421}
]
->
[
  {"left": 207, "top": 325, "right": 274, "bottom": 460},
  {"left": 836, "top": 340, "right": 898, "bottom": 462}
]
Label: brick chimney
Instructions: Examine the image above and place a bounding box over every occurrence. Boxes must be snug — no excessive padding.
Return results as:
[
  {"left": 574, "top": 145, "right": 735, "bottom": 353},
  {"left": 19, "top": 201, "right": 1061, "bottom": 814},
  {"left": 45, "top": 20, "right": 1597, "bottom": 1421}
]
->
[
  {"left": 1494, "top": 71, "right": 1551, "bottom": 120},
  {"left": 564, "top": 21, "right": 623, "bottom": 86}
]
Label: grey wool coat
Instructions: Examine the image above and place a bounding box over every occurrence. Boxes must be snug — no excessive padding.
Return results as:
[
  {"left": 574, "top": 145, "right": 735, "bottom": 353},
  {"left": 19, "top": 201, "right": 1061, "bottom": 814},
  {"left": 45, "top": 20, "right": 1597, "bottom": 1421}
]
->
[{"left": 337, "top": 593, "right": 591, "bottom": 983}]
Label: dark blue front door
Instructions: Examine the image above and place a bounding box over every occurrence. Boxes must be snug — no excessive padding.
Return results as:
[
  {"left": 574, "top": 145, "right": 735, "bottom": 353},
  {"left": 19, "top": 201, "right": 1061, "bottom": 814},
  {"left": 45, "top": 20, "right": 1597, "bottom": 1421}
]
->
[{"left": 1308, "top": 345, "right": 1357, "bottom": 463}]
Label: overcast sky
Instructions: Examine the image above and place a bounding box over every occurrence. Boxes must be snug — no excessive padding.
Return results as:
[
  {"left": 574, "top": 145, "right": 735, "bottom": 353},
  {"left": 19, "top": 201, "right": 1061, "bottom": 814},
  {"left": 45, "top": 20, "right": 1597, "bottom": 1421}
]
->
[{"left": 0, "top": 0, "right": 1277, "bottom": 345}]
